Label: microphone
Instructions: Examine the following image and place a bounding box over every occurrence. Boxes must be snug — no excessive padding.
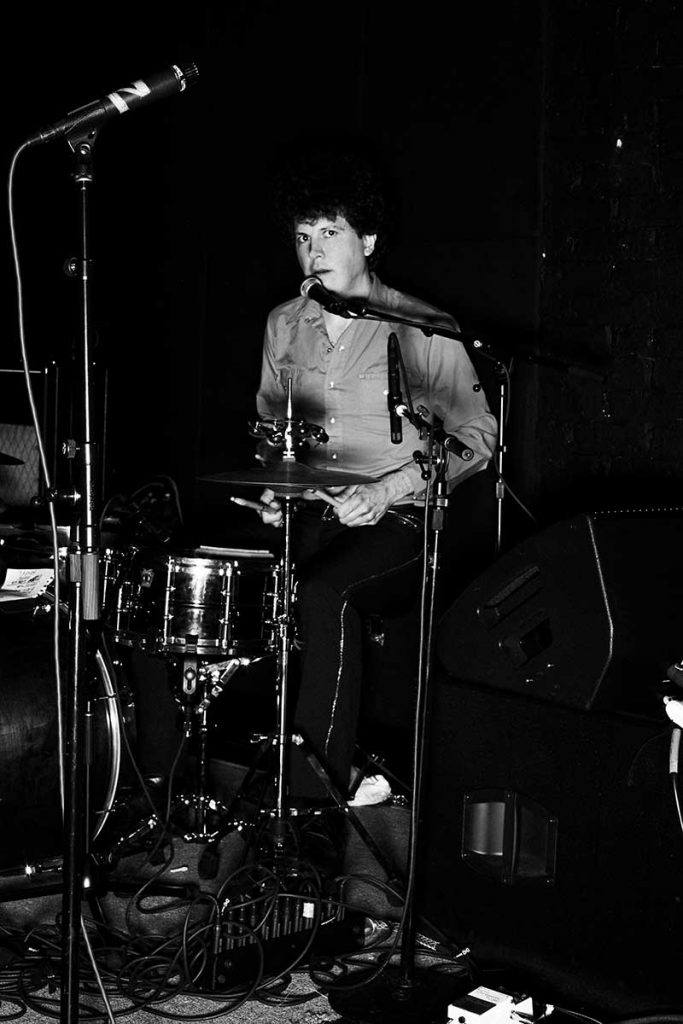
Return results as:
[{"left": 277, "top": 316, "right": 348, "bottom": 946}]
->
[
  {"left": 300, "top": 276, "right": 367, "bottom": 318},
  {"left": 387, "top": 332, "right": 403, "bottom": 444},
  {"left": 28, "top": 63, "right": 199, "bottom": 146}
]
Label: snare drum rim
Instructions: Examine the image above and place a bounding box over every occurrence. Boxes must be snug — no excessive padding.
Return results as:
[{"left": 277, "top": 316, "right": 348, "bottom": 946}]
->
[{"left": 137, "top": 551, "right": 275, "bottom": 571}]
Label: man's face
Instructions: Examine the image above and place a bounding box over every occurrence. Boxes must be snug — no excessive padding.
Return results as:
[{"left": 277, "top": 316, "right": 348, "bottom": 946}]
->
[{"left": 294, "top": 214, "right": 376, "bottom": 298}]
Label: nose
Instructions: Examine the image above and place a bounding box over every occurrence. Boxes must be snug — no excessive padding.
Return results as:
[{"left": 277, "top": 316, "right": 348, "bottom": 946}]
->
[{"left": 309, "top": 235, "right": 325, "bottom": 261}]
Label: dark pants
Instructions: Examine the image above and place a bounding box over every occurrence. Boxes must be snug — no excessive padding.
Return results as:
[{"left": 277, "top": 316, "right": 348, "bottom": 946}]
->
[
  {"left": 197, "top": 467, "right": 497, "bottom": 800},
  {"left": 289, "top": 503, "right": 425, "bottom": 800}
]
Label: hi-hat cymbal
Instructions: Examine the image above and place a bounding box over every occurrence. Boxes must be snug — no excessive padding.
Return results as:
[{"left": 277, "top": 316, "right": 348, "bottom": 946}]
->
[
  {"left": 0, "top": 452, "right": 23, "bottom": 466},
  {"left": 199, "top": 461, "right": 375, "bottom": 496}
]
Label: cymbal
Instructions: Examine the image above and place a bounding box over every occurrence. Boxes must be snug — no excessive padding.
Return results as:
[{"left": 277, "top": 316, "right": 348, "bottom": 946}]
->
[
  {"left": 199, "top": 462, "right": 375, "bottom": 496},
  {"left": 0, "top": 452, "right": 23, "bottom": 466}
]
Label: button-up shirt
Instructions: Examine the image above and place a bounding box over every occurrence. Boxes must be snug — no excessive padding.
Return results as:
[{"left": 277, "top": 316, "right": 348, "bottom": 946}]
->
[{"left": 256, "top": 275, "right": 497, "bottom": 501}]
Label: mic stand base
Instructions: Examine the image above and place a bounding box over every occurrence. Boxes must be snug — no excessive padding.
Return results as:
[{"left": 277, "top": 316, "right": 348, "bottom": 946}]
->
[{"left": 327, "top": 961, "right": 470, "bottom": 1024}]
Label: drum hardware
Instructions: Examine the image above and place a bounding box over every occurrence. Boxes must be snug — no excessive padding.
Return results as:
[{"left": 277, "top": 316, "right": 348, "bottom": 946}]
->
[
  {"left": 102, "top": 653, "right": 258, "bottom": 850},
  {"left": 100, "top": 476, "right": 185, "bottom": 550},
  {"left": 250, "top": 376, "right": 329, "bottom": 460},
  {"left": 196, "top": 657, "right": 253, "bottom": 711},
  {"left": 201, "top": 379, "right": 375, "bottom": 497},
  {"left": 98, "top": 544, "right": 284, "bottom": 854},
  {"left": 96, "top": 812, "right": 163, "bottom": 868},
  {"left": 107, "top": 549, "right": 279, "bottom": 658},
  {"left": 193, "top": 483, "right": 408, "bottom": 888},
  {"left": 250, "top": 416, "right": 329, "bottom": 456},
  {"left": 156, "top": 655, "right": 255, "bottom": 845},
  {"left": 200, "top": 462, "right": 375, "bottom": 496}
]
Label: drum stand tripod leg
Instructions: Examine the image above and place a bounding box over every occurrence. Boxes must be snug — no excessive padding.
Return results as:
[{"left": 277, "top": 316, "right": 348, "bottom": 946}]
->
[
  {"left": 222, "top": 735, "right": 273, "bottom": 815},
  {"left": 295, "top": 736, "right": 405, "bottom": 896}
]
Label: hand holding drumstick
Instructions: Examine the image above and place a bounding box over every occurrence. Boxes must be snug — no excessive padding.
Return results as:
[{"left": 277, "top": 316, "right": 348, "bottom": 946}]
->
[{"left": 230, "top": 487, "right": 342, "bottom": 528}]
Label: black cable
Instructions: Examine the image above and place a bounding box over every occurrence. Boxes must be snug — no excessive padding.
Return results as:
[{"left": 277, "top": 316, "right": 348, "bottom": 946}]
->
[
  {"left": 0, "top": 995, "right": 27, "bottom": 1021},
  {"left": 609, "top": 1017, "right": 683, "bottom": 1024},
  {"left": 0, "top": 834, "right": 415, "bottom": 1019}
]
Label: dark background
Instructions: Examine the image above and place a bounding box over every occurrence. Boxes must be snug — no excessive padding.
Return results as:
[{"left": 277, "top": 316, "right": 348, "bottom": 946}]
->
[
  {"left": 4, "top": 4, "right": 683, "bottom": 1008},
  {"left": 2, "top": 0, "right": 682, "bottom": 542},
  {"left": 4, "top": 0, "right": 641, "bottom": 549}
]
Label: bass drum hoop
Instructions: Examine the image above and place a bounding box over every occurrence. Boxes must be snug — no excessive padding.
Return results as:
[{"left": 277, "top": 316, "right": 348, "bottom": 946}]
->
[{"left": 92, "top": 642, "right": 121, "bottom": 840}]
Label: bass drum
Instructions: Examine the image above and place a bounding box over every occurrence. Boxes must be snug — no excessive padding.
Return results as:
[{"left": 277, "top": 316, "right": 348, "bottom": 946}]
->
[{"left": 0, "top": 606, "right": 125, "bottom": 875}]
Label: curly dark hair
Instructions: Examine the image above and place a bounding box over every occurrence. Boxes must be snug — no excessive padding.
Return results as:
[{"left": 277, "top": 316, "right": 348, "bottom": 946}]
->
[{"left": 269, "top": 137, "right": 394, "bottom": 267}]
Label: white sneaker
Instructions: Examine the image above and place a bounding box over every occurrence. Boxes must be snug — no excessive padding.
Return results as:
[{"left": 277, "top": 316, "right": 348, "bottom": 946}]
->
[{"left": 347, "top": 773, "right": 392, "bottom": 807}]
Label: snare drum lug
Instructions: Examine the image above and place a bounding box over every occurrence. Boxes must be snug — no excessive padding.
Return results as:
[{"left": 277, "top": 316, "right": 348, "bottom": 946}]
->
[{"left": 61, "top": 438, "right": 79, "bottom": 458}]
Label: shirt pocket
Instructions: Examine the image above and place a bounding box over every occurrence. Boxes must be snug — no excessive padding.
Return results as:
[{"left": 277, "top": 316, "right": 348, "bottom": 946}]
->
[
  {"left": 357, "top": 370, "right": 424, "bottom": 413},
  {"left": 357, "top": 371, "right": 390, "bottom": 429}
]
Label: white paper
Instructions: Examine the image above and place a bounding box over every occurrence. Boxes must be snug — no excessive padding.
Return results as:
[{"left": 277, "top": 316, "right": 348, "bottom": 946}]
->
[{"left": 1, "top": 567, "right": 54, "bottom": 601}]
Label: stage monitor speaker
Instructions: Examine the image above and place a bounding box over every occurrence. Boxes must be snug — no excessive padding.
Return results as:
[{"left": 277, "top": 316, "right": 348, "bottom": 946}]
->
[
  {"left": 436, "top": 511, "right": 683, "bottom": 714},
  {"left": 420, "top": 671, "right": 683, "bottom": 1012}
]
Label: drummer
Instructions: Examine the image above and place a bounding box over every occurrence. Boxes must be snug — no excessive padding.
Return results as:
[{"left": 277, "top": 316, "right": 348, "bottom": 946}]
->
[{"left": 255, "top": 141, "right": 497, "bottom": 806}]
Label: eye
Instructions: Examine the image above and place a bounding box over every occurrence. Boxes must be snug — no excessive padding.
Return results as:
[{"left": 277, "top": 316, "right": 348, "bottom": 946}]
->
[
  {"left": 295, "top": 233, "right": 309, "bottom": 245},
  {"left": 323, "top": 228, "right": 338, "bottom": 238}
]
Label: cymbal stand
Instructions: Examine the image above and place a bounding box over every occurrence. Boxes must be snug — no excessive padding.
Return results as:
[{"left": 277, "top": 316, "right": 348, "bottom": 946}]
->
[
  {"left": 207, "top": 491, "right": 409, "bottom": 888},
  {"left": 204, "top": 384, "right": 415, "bottom": 881},
  {"left": 271, "top": 492, "right": 296, "bottom": 844},
  {"left": 270, "top": 378, "right": 301, "bottom": 839},
  {"left": 250, "top": 393, "right": 410, "bottom": 872}
]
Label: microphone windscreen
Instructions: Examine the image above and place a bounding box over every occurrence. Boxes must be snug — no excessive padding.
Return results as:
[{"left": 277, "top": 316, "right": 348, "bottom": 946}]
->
[{"left": 300, "top": 276, "right": 322, "bottom": 298}]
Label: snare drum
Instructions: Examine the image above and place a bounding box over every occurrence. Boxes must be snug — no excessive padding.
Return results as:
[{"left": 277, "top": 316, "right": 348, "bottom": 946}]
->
[{"left": 111, "top": 548, "right": 280, "bottom": 656}]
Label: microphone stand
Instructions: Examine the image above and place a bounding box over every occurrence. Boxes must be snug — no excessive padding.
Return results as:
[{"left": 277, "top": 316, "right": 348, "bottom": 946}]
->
[
  {"left": 58, "top": 127, "right": 103, "bottom": 1024},
  {"left": 397, "top": 414, "right": 450, "bottom": 994},
  {"left": 334, "top": 299, "right": 513, "bottom": 548},
  {"left": 327, "top": 295, "right": 606, "bottom": 554},
  {"left": 328, "top": 338, "right": 471, "bottom": 1023},
  {"left": 492, "top": 360, "right": 508, "bottom": 554}
]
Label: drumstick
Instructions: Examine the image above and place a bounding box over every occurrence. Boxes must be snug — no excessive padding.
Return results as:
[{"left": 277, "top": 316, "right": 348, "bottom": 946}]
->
[
  {"left": 230, "top": 495, "right": 279, "bottom": 512},
  {"left": 311, "top": 488, "right": 342, "bottom": 507}
]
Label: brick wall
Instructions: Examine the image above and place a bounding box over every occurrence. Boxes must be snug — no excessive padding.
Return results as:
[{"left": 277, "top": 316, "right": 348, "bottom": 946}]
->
[{"left": 537, "top": 0, "right": 683, "bottom": 516}]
